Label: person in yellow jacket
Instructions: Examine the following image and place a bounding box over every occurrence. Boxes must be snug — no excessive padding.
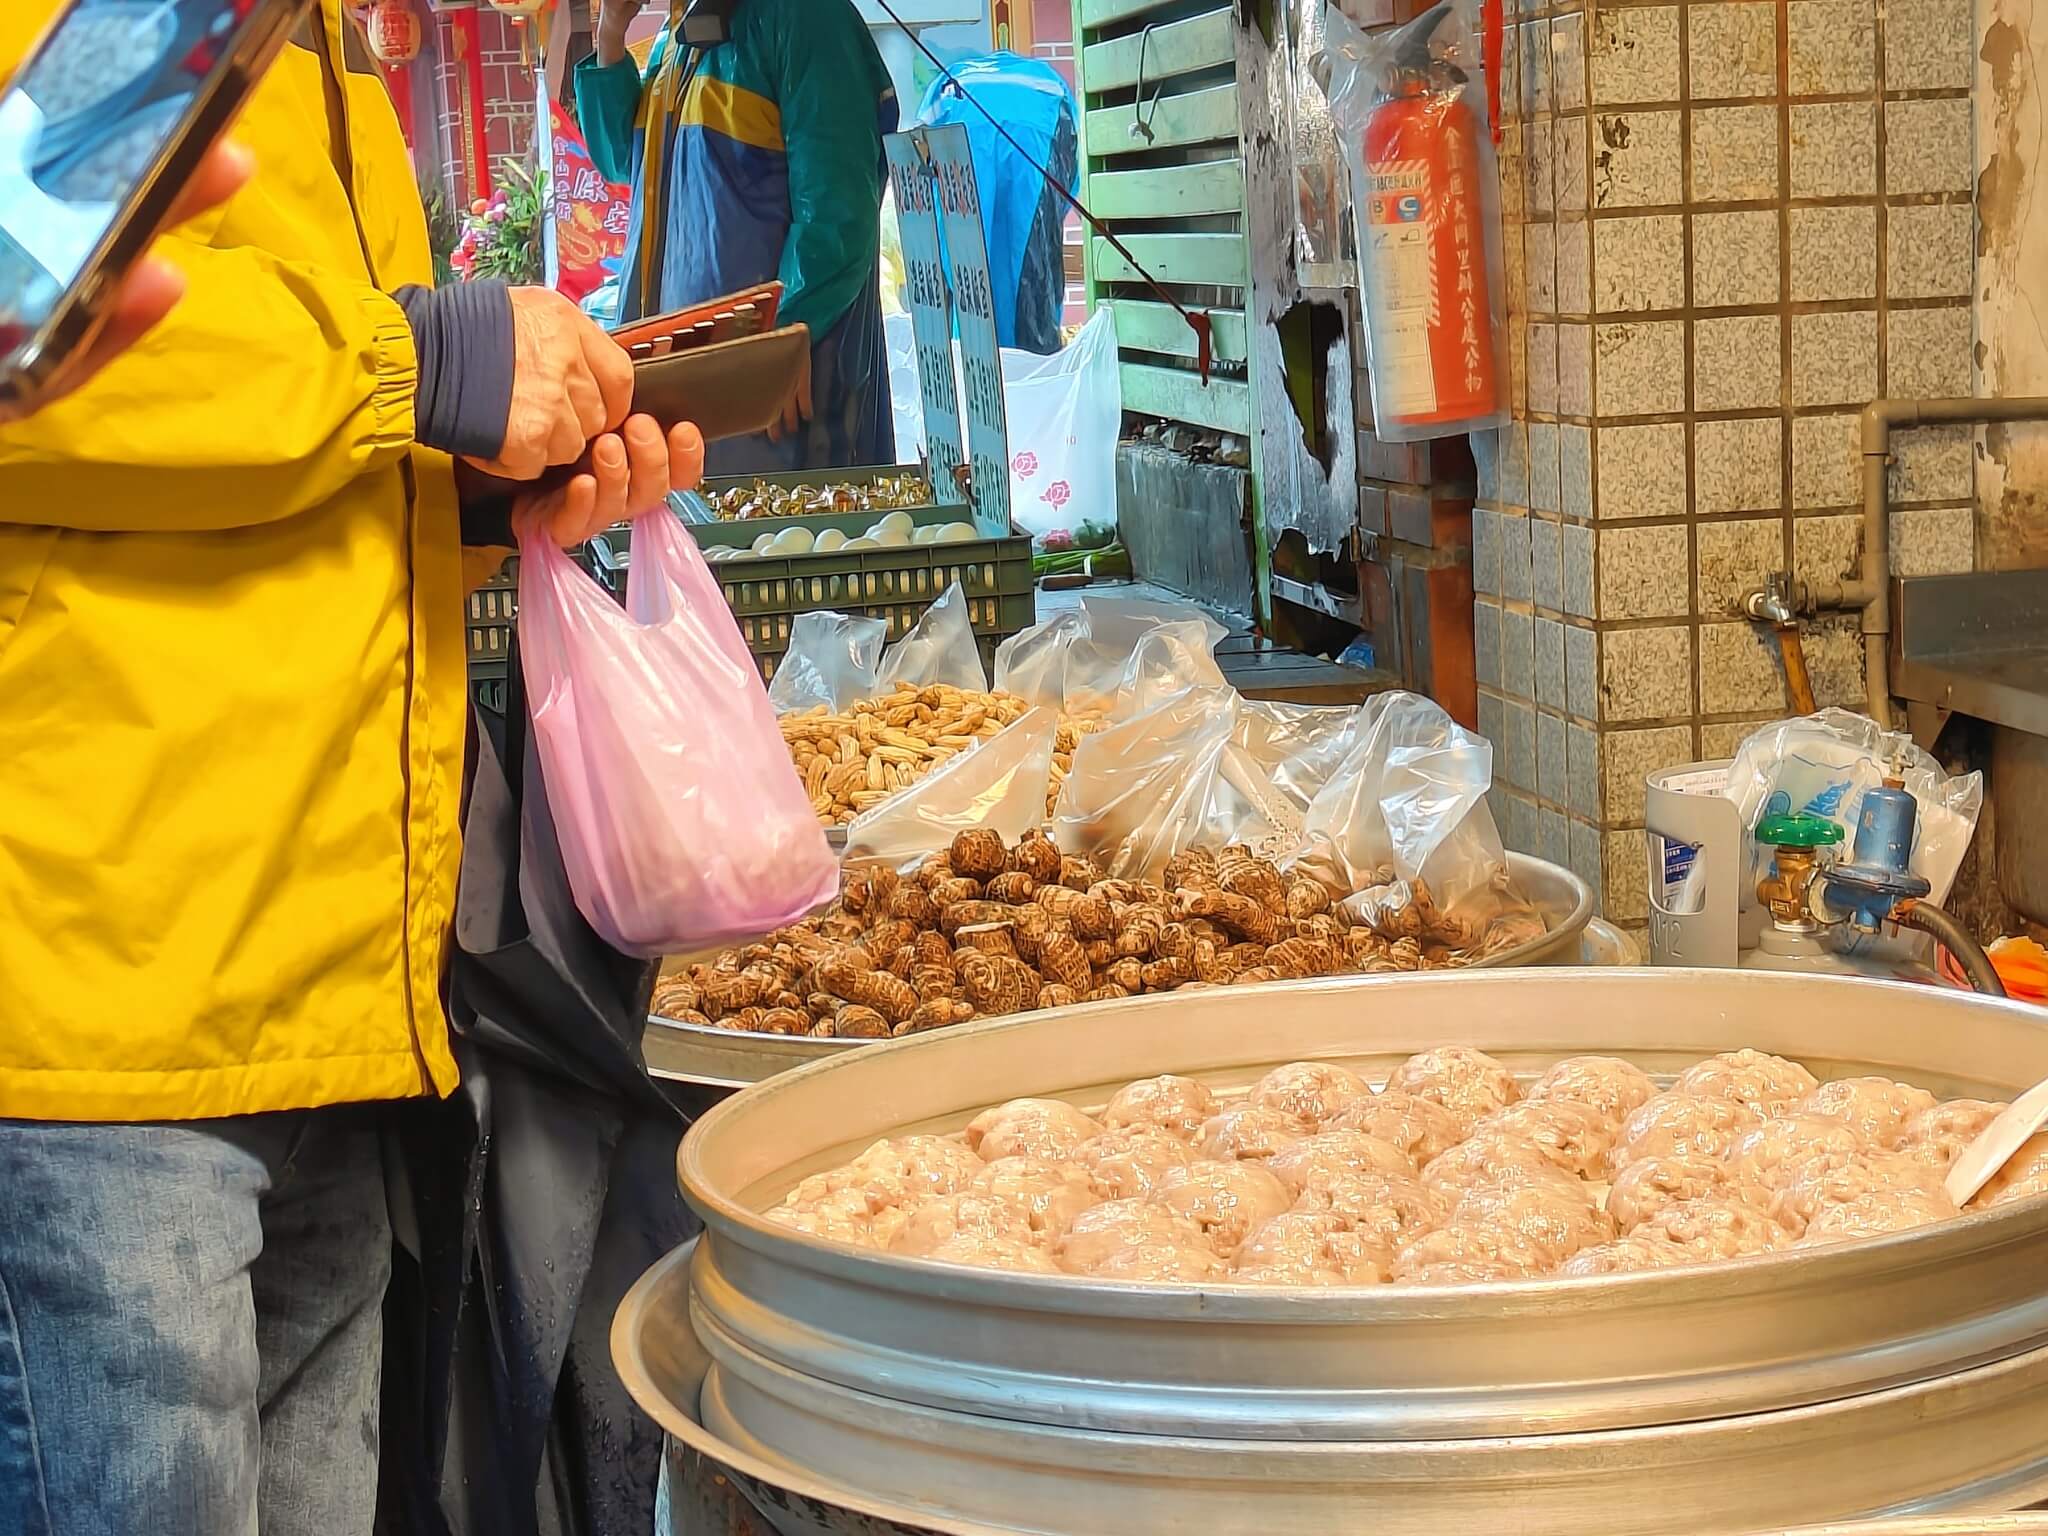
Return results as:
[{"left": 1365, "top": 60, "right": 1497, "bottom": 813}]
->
[{"left": 0, "top": 4, "right": 702, "bottom": 1531}]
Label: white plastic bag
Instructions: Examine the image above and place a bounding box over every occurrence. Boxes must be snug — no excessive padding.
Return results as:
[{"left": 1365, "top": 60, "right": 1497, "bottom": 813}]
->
[
  {"left": 994, "top": 595, "right": 1227, "bottom": 718},
  {"left": 1720, "top": 709, "right": 1984, "bottom": 910},
  {"left": 1002, "top": 303, "right": 1122, "bottom": 540},
  {"left": 516, "top": 511, "right": 839, "bottom": 956},
  {"left": 842, "top": 707, "right": 1060, "bottom": 870},
  {"left": 1051, "top": 687, "right": 1303, "bottom": 880},
  {"left": 1287, "top": 692, "right": 1519, "bottom": 931},
  {"left": 875, "top": 580, "right": 990, "bottom": 694},
  {"left": 767, "top": 611, "right": 887, "bottom": 713}
]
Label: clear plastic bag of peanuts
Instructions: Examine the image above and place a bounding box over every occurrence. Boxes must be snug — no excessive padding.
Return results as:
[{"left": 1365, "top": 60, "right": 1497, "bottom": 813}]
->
[
  {"left": 517, "top": 509, "right": 839, "bottom": 956},
  {"left": 842, "top": 707, "right": 1060, "bottom": 871}
]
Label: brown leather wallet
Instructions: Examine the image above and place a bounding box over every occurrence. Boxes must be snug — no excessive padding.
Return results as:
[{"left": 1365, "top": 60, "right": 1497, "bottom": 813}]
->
[{"left": 628, "top": 323, "right": 810, "bottom": 442}]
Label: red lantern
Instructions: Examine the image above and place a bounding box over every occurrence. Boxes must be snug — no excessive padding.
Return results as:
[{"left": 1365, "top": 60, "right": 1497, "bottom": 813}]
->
[{"left": 365, "top": 0, "right": 423, "bottom": 62}]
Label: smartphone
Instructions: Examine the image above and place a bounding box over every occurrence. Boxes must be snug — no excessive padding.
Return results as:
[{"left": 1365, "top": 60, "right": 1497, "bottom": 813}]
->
[{"left": 0, "top": 0, "right": 313, "bottom": 411}]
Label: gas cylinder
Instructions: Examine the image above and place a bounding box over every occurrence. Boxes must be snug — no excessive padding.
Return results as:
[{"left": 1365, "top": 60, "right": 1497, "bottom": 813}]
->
[{"left": 1356, "top": 37, "right": 1501, "bottom": 434}]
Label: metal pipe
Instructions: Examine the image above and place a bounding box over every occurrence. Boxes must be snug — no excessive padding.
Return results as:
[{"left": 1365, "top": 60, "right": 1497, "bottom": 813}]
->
[
  {"left": 1858, "top": 397, "right": 2048, "bottom": 725},
  {"left": 1893, "top": 899, "right": 2007, "bottom": 998}
]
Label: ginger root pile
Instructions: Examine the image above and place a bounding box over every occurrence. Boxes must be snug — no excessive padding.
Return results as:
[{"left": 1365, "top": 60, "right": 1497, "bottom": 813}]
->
[{"left": 651, "top": 831, "right": 1535, "bottom": 1042}]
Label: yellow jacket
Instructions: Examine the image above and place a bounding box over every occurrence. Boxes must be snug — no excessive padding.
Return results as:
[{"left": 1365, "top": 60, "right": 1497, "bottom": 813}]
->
[{"left": 0, "top": 1, "right": 464, "bottom": 1120}]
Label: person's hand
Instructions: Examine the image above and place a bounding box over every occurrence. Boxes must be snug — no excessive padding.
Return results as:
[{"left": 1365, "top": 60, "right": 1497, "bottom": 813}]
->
[
  {"left": 766, "top": 348, "right": 812, "bottom": 444},
  {"left": 470, "top": 287, "right": 634, "bottom": 482},
  {"left": 595, "top": 0, "right": 647, "bottom": 65},
  {"left": 1, "top": 139, "right": 253, "bottom": 423},
  {"left": 515, "top": 416, "right": 705, "bottom": 547}
]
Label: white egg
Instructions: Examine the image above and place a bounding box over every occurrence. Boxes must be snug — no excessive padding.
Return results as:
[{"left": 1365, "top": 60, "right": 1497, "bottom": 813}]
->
[
  {"left": 871, "top": 528, "right": 913, "bottom": 548},
  {"left": 934, "top": 522, "right": 979, "bottom": 544},
  {"left": 751, "top": 532, "right": 777, "bottom": 555},
  {"left": 911, "top": 524, "right": 943, "bottom": 545},
  {"left": 772, "top": 527, "right": 816, "bottom": 554},
  {"left": 814, "top": 528, "right": 848, "bottom": 553},
  {"left": 875, "top": 510, "right": 916, "bottom": 537},
  {"left": 842, "top": 536, "right": 879, "bottom": 551}
]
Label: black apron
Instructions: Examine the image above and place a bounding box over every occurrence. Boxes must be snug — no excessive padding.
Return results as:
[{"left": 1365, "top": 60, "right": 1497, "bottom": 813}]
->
[{"left": 377, "top": 631, "right": 701, "bottom": 1536}]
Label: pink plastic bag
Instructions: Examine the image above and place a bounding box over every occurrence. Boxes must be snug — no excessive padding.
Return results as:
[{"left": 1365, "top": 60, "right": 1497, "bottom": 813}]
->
[{"left": 516, "top": 512, "right": 838, "bottom": 957}]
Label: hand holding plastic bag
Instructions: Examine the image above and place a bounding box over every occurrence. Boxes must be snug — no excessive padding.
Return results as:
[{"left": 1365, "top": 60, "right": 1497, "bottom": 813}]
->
[{"left": 517, "top": 511, "right": 839, "bottom": 956}]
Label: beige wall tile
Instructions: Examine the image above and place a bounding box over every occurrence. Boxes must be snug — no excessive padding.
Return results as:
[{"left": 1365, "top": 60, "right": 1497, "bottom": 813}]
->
[
  {"left": 1558, "top": 323, "right": 1594, "bottom": 415},
  {"left": 1601, "top": 623, "right": 1695, "bottom": 719},
  {"left": 1557, "top": 115, "right": 1590, "bottom": 214},
  {"left": 1604, "top": 829, "right": 1653, "bottom": 920},
  {"left": 1697, "top": 518, "right": 1787, "bottom": 616},
  {"left": 1557, "top": 218, "right": 1592, "bottom": 313},
  {"left": 1595, "top": 215, "right": 1687, "bottom": 312},
  {"left": 1529, "top": 113, "right": 1556, "bottom": 217},
  {"left": 1891, "top": 506, "right": 1976, "bottom": 577},
  {"left": 1885, "top": 99, "right": 1974, "bottom": 196},
  {"left": 1694, "top": 314, "right": 1783, "bottom": 411},
  {"left": 1597, "top": 422, "right": 1689, "bottom": 519},
  {"left": 1885, "top": 305, "right": 1973, "bottom": 397},
  {"left": 1888, "top": 424, "right": 1973, "bottom": 502},
  {"left": 1790, "top": 413, "right": 1860, "bottom": 509},
  {"left": 1539, "top": 710, "right": 1569, "bottom": 805},
  {"left": 1692, "top": 106, "right": 1781, "bottom": 202},
  {"left": 1529, "top": 321, "right": 1560, "bottom": 412},
  {"left": 1568, "top": 723, "right": 1601, "bottom": 818},
  {"left": 1592, "top": 109, "right": 1684, "bottom": 208},
  {"left": 1599, "top": 526, "right": 1692, "bottom": 620},
  {"left": 1788, "top": 205, "right": 1877, "bottom": 302},
  {"left": 1564, "top": 524, "right": 1596, "bottom": 618},
  {"left": 1794, "top": 513, "right": 1862, "bottom": 589},
  {"left": 1702, "top": 719, "right": 1780, "bottom": 759},
  {"left": 1567, "top": 623, "right": 1599, "bottom": 718},
  {"left": 1561, "top": 424, "right": 1594, "bottom": 519},
  {"left": 1595, "top": 320, "right": 1687, "bottom": 414},
  {"left": 1884, "top": 0, "right": 1973, "bottom": 90},
  {"left": 1791, "top": 310, "right": 1879, "bottom": 408},
  {"left": 1688, "top": 2, "right": 1778, "bottom": 99},
  {"left": 1806, "top": 614, "right": 1867, "bottom": 708},
  {"left": 1528, "top": 423, "right": 1561, "bottom": 517},
  {"left": 1693, "top": 210, "right": 1781, "bottom": 308},
  {"left": 1537, "top": 615, "right": 1568, "bottom": 707},
  {"left": 1502, "top": 607, "right": 1536, "bottom": 699},
  {"left": 1695, "top": 417, "right": 1784, "bottom": 513},
  {"left": 1601, "top": 725, "right": 1695, "bottom": 823},
  {"left": 1526, "top": 221, "right": 1557, "bottom": 315},
  {"left": 1789, "top": 102, "right": 1876, "bottom": 199},
  {"left": 1475, "top": 596, "right": 1502, "bottom": 686},
  {"left": 1552, "top": 12, "right": 1588, "bottom": 112},
  {"left": 1888, "top": 203, "right": 1974, "bottom": 299},
  {"left": 1531, "top": 519, "right": 1564, "bottom": 612},
  {"left": 1788, "top": 0, "right": 1876, "bottom": 94},
  {"left": 1699, "top": 621, "right": 1788, "bottom": 715},
  {"left": 1590, "top": 6, "right": 1683, "bottom": 104}
]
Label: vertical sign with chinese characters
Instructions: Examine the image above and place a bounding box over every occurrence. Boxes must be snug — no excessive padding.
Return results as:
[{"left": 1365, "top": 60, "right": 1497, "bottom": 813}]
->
[
  {"left": 891, "top": 124, "right": 1012, "bottom": 536},
  {"left": 884, "top": 131, "right": 968, "bottom": 511}
]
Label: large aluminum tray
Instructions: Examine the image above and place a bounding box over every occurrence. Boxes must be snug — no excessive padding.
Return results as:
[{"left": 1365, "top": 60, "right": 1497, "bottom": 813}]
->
[
  {"left": 622, "top": 1239, "right": 2048, "bottom": 1536},
  {"left": 656, "top": 971, "right": 2048, "bottom": 1484},
  {"left": 643, "top": 851, "right": 1595, "bottom": 1088}
]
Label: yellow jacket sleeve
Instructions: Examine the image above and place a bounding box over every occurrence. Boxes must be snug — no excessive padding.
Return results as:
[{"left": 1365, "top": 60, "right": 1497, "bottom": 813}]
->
[{"left": 0, "top": 234, "right": 419, "bottom": 533}]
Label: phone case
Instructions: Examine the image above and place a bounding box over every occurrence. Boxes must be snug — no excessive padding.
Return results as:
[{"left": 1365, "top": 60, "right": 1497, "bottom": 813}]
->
[{"left": 629, "top": 324, "right": 810, "bottom": 442}]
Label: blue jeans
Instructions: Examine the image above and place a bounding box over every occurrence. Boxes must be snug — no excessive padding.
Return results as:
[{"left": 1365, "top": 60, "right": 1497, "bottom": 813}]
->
[{"left": 0, "top": 1106, "right": 390, "bottom": 1536}]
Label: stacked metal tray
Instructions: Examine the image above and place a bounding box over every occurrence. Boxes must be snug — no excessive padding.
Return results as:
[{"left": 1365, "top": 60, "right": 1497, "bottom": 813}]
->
[
  {"left": 620, "top": 968, "right": 2048, "bottom": 1536},
  {"left": 643, "top": 851, "right": 1596, "bottom": 1088}
]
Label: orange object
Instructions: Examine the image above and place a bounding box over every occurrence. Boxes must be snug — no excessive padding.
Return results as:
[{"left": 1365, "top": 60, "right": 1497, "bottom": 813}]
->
[
  {"left": 1357, "top": 74, "right": 1501, "bottom": 432},
  {"left": 1939, "top": 936, "right": 2048, "bottom": 1001},
  {"left": 365, "top": 0, "right": 422, "bottom": 61}
]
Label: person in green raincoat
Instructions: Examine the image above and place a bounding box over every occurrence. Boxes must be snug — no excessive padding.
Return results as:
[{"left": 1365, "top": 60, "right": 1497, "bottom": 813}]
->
[{"left": 576, "top": 0, "right": 898, "bottom": 475}]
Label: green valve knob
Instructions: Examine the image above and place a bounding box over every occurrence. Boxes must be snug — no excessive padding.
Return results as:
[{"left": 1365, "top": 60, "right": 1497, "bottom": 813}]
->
[{"left": 1756, "top": 813, "right": 1844, "bottom": 848}]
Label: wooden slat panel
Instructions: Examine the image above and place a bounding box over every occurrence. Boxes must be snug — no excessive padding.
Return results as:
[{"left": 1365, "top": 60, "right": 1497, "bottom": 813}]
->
[
  {"left": 1078, "top": 0, "right": 1199, "bottom": 31},
  {"left": 1082, "top": 8, "right": 1233, "bottom": 91},
  {"left": 1119, "top": 362, "right": 1252, "bottom": 433},
  {"left": 1111, "top": 299, "right": 1250, "bottom": 362},
  {"left": 1085, "top": 83, "right": 1237, "bottom": 156},
  {"left": 1091, "top": 232, "right": 1247, "bottom": 287},
  {"left": 1088, "top": 158, "right": 1245, "bottom": 219}
]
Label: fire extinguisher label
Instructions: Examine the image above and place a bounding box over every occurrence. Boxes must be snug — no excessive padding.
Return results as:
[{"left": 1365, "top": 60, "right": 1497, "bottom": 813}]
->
[{"left": 1362, "top": 160, "right": 1438, "bottom": 418}]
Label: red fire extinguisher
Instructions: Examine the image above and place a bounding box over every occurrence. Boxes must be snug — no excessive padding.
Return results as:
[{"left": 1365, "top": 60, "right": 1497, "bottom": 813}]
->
[{"left": 1356, "top": 11, "right": 1501, "bottom": 436}]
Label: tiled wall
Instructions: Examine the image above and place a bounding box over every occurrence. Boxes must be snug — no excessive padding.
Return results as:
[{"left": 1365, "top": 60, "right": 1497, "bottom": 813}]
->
[{"left": 1471, "top": 0, "right": 1979, "bottom": 926}]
